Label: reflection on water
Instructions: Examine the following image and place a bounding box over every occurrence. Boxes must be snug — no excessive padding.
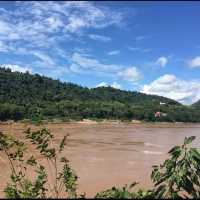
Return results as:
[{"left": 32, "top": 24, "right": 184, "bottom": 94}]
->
[
  {"left": 144, "top": 142, "right": 163, "bottom": 148},
  {"left": 142, "top": 150, "right": 163, "bottom": 155}
]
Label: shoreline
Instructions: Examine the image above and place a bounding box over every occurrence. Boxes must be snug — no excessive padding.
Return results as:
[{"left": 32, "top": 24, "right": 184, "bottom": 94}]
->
[{"left": 1, "top": 118, "right": 200, "bottom": 126}]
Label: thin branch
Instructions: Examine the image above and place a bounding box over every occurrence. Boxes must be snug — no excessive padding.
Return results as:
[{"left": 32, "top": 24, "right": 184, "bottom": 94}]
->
[{"left": 5, "top": 150, "right": 24, "bottom": 189}]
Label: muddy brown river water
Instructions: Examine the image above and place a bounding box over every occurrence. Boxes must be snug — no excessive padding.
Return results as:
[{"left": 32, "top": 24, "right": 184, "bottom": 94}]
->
[{"left": 0, "top": 122, "right": 200, "bottom": 197}]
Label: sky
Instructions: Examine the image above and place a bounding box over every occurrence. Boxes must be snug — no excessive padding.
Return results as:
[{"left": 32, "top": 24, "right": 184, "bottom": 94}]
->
[{"left": 0, "top": 1, "right": 200, "bottom": 105}]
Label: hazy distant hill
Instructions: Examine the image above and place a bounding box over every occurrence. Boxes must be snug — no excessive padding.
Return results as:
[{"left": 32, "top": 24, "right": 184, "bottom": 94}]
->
[{"left": 1, "top": 67, "right": 200, "bottom": 122}]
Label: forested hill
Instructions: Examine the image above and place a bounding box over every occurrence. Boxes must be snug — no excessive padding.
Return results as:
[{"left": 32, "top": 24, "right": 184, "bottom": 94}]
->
[
  {"left": 0, "top": 67, "right": 178, "bottom": 106},
  {"left": 1, "top": 67, "right": 200, "bottom": 122},
  {"left": 193, "top": 100, "right": 200, "bottom": 108}
]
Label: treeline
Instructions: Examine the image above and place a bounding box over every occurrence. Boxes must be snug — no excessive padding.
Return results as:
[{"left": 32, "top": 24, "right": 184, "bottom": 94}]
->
[
  {"left": 0, "top": 67, "right": 200, "bottom": 122},
  {"left": 1, "top": 101, "right": 200, "bottom": 122}
]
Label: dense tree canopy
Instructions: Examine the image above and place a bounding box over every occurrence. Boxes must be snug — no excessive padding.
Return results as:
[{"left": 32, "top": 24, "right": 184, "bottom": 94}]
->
[{"left": 0, "top": 67, "right": 200, "bottom": 122}]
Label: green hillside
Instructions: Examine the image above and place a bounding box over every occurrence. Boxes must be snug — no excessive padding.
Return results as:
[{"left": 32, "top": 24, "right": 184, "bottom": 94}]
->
[
  {"left": 0, "top": 67, "right": 200, "bottom": 122},
  {"left": 193, "top": 100, "right": 200, "bottom": 108}
]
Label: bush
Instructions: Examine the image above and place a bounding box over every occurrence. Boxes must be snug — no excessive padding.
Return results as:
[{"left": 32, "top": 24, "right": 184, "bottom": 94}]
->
[
  {"left": 151, "top": 136, "right": 200, "bottom": 198},
  {"left": 0, "top": 128, "right": 83, "bottom": 198},
  {"left": 95, "top": 183, "right": 154, "bottom": 199}
]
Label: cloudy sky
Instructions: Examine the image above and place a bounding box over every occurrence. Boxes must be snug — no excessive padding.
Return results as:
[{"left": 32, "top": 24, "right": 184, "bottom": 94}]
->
[{"left": 0, "top": 1, "right": 200, "bottom": 105}]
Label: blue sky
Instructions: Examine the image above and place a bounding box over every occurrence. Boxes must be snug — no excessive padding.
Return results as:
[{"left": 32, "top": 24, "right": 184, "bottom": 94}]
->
[{"left": 0, "top": 1, "right": 200, "bottom": 104}]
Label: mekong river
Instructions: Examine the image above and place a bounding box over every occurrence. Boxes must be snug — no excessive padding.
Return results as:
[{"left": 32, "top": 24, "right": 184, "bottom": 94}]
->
[{"left": 0, "top": 122, "right": 200, "bottom": 197}]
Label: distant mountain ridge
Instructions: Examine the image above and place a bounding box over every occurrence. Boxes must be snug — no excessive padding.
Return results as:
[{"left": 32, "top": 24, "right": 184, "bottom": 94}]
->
[{"left": 1, "top": 67, "right": 200, "bottom": 122}]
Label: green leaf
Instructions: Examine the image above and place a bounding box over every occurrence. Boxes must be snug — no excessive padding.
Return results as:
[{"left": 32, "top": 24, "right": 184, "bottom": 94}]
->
[
  {"left": 59, "top": 135, "right": 68, "bottom": 153},
  {"left": 190, "top": 148, "right": 200, "bottom": 161},
  {"left": 26, "top": 156, "right": 37, "bottom": 166},
  {"left": 129, "top": 182, "right": 138, "bottom": 189},
  {"left": 155, "top": 184, "right": 166, "bottom": 198},
  {"left": 184, "top": 136, "right": 196, "bottom": 145},
  {"left": 168, "top": 146, "right": 182, "bottom": 158},
  {"left": 182, "top": 177, "right": 194, "bottom": 194},
  {"left": 168, "top": 146, "right": 181, "bottom": 154}
]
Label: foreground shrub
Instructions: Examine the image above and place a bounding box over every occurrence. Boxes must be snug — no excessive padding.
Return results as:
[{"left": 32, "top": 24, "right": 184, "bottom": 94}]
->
[
  {"left": 0, "top": 128, "right": 82, "bottom": 198},
  {"left": 151, "top": 136, "right": 200, "bottom": 199},
  {"left": 95, "top": 183, "right": 154, "bottom": 199}
]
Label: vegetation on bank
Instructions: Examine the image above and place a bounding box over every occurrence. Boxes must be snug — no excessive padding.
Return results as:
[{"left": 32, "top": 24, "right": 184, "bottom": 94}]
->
[
  {"left": 1, "top": 128, "right": 200, "bottom": 199},
  {"left": 1, "top": 67, "right": 200, "bottom": 123}
]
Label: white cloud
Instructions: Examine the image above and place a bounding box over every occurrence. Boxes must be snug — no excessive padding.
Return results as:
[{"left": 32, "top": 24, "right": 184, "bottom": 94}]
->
[
  {"left": 17, "top": 1, "right": 124, "bottom": 37},
  {"left": 34, "top": 66, "right": 70, "bottom": 79},
  {"left": 128, "top": 47, "right": 152, "bottom": 53},
  {"left": 69, "top": 63, "right": 81, "bottom": 73},
  {"left": 142, "top": 48, "right": 152, "bottom": 53},
  {"left": 73, "top": 47, "right": 90, "bottom": 54},
  {"left": 135, "top": 35, "right": 149, "bottom": 41},
  {"left": 111, "top": 82, "right": 121, "bottom": 89},
  {"left": 129, "top": 47, "right": 140, "bottom": 51},
  {"left": 32, "top": 51, "right": 56, "bottom": 66},
  {"left": 188, "top": 56, "right": 200, "bottom": 68},
  {"left": 107, "top": 50, "right": 120, "bottom": 55},
  {"left": 0, "top": 64, "right": 32, "bottom": 73},
  {"left": 96, "top": 82, "right": 108, "bottom": 87},
  {"left": 96, "top": 81, "right": 121, "bottom": 89},
  {"left": 62, "top": 2, "right": 123, "bottom": 33},
  {"left": 0, "top": 20, "right": 12, "bottom": 35},
  {"left": 70, "top": 53, "right": 142, "bottom": 84},
  {"left": 118, "top": 67, "right": 142, "bottom": 83},
  {"left": 45, "top": 16, "right": 64, "bottom": 30},
  {"left": 88, "top": 34, "right": 111, "bottom": 42},
  {"left": 0, "top": 41, "right": 10, "bottom": 52},
  {"left": 70, "top": 52, "right": 120, "bottom": 72},
  {"left": 0, "top": 1, "right": 125, "bottom": 73},
  {"left": 156, "top": 56, "right": 168, "bottom": 67},
  {"left": 141, "top": 74, "right": 200, "bottom": 105}
]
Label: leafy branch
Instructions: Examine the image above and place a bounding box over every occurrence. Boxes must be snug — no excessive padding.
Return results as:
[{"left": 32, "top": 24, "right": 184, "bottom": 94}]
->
[{"left": 0, "top": 128, "right": 81, "bottom": 198}]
